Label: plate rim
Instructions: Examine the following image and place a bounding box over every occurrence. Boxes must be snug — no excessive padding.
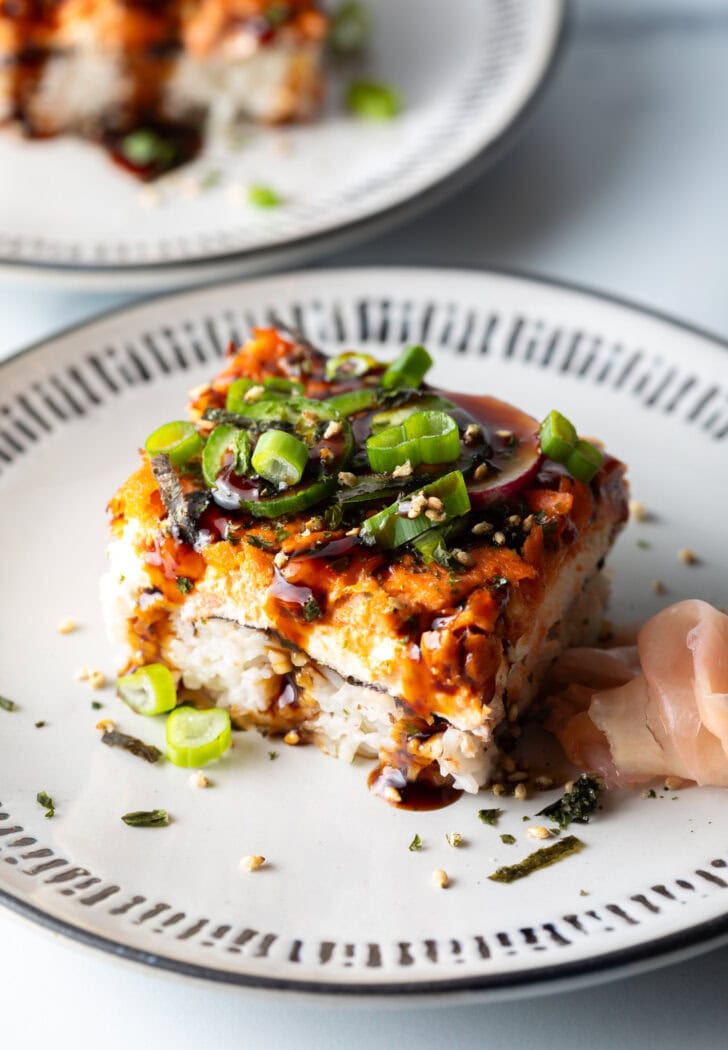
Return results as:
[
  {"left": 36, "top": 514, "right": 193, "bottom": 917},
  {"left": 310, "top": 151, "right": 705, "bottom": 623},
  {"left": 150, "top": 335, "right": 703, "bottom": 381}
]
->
[
  {"left": 0, "top": 0, "right": 569, "bottom": 283},
  {"left": 2, "top": 262, "right": 727, "bottom": 1002}
]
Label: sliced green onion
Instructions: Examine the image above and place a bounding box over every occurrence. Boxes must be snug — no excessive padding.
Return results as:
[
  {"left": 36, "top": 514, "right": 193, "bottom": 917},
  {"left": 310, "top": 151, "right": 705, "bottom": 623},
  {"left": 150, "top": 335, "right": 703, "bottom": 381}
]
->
[
  {"left": 403, "top": 410, "right": 460, "bottom": 464},
  {"left": 328, "top": 0, "right": 371, "bottom": 56},
  {"left": 145, "top": 421, "right": 203, "bottom": 467},
  {"left": 226, "top": 378, "right": 255, "bottom": 412},
  {"left": 539, "top": 410, "right": 578, "bottom": 463},
  {"left": 120, "top": 128, "right": 176, "bottom": 169},
  {"left": 366, "top": 424, "right": 419, "bottom": 473},
  {"left": 227, "top": 376, "right": 304, "bottom": 413},
  {"left": 241, "top": 478, "right": 336, "bottom": 519},
  {"left": 325, "top": 351, "right": 378, "bottom": 381},
  {"left": 381, "top": 345, "right": 433, "bottom": 390},
  {"left": 361, "top": 471, "right": 470, "bottom": 549},
  {"left": 566, "top": 439, "right": 604, "bottom": 483},
  {"left": 117, "top": 664, "right": 177, "bottom": 716},
  {"left": 203, "top": 425, "right": 251, "bottom": 486},
  {"left": 165, "top": 706, "right": 232, "bottom": 768},
  {"left": 370, "top": 393, "right": 456, "bottom": 432},
  {"left": 412, "top": 528, "right": 451, "bottom": 567},
  {"left": 325, "top": 387, "right": 381, "bottom": 416},
  {"left": 262, "top": 377, "right": 305, "bottom": 397},
  {"left": 252, "top": 429, "right": 309, "bottom": 486},
  {"left": 347, "top": 79, "right": 402, "bottom": 120},
  {"left": 248, "top": 184, "right": 282, "bottom": 208}
]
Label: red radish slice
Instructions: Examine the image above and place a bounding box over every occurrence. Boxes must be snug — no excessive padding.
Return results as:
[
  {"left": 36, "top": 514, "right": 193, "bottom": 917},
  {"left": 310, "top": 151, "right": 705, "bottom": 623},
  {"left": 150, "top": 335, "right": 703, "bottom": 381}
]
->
[{"left": 444, "top": 392, "right": 543, "bottom": 508}]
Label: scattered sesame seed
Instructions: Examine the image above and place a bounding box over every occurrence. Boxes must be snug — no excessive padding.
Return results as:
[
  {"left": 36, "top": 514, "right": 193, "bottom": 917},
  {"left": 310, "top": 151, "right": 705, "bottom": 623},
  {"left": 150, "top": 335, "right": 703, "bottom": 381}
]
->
[
  {"left": 629, "top": 499, "right": 648, "bottom": 522},
  {"left": 463, "top": 424, "right": 481, "bottom": 445},
  {"left": 507, "top": 515, "right": 522, "bottom": 527},
  {"left": 243, "top": 385, "right": 265, "bottom": 403},
  {"left": 57, "top": 618, "right": 78, "bottom": 635},
  {"left": 473, "top": 463, "right": 489, "bottom": 482},
  {"left": 391, "top": 460, "right": 413, "bottom": 478},
  {"left": 534, "top": 775, "right": 554, "bottom": 789},
  {"left": 95, "top": 718, "right": 115, "bottom": 732},
  {"left": 306, "top": 516, "right": 325, "bottom": 532},
  {"left": 495, "top": 429, "right": 513, "bottom": 440},
  {"left": 345, "top": 526, "right": 361, "bottom": 537},
  {"left": 445, "top": 832, "right": 463, "bottom": 848},
  {"left": 283, "top": 730, "right": 301, "bottom": 746},
  {"left": 406, "top": 492, "right": 428, "bottom": 519},
  {"left": 507, "top": 771, "right": 529, "bottom": 783},
  {"left": 425, "top": 508, "right": 446, "bottom": 522},
  {"left": 273, "top": 551, "right": 289, "bottom": 569},
  {"left": 677, "top": 548, "right": 698, "bottom": 565},
  {"left": 269, "top": 651, "right": 293, "bottom": 676},
  {"left": 492, "top": 782, "right": 506, "bottom": 797},
  {"left": 323, "top": 420, "right": 343, "bottom": 440},
  {"left": 432, "top": 868, "right": 449, "bottom": 889},
  {"left": 522, "top": 514, "right": 535, "bottom": 533},
  {"left": 501, "top": 755, "right": 517, "bottom": 773},
  {"left": 88, "top": 670, "right": 107, "bottom": 690},
  {"left": 319, "top": 447, "right": 335, "bottom": 463},
  {"left": 493, "top": 531, "right": 506, "bottom": 546},
  {"left": 427, "top": 496, "right": 444, "bottom": 511},
  {"left": 514, "top": 783, "right": 528, "bottom": 801},
  {"left": 338, "top": 471, "right": 357, "bottom": 487},
  {"left": 384, "top": 785, "right": 402, "bottom": 804},
  {"left": 189, "top": 772, "right": 209, "bottom": 789},
  {"left": 471, "top": 521, "right": 493, "bottom": 536},
  {"left": 453, "top": 549, "right": 474, "bottom": 567},
  {"left": 527, "top": 825, "right": 551, "bottom": 840},
  {"left": 652, "top": 579, "right": 666, "bottom": 595},
  {"left": 240, "top": 854, "right": 266, "bottom": 872},
  {"left": 664, "top": 776, "right": 684, "bottom": 791},
  {"left": 290, "top": 650, "right": 309, "bottom": 668}
]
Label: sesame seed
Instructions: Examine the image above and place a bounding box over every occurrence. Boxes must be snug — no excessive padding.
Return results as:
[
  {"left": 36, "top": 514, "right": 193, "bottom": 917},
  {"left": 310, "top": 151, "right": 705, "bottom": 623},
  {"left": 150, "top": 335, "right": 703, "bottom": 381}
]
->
[
  {"left": 495, "top": 429, "right": 513, "bottom": 440},
  {"left": 534, "top": 775, "right": 554, "bottom": 789},
  {"left": 384, "top": 785, "right": 402, "bottom": 804},
  {"left": 273, "top": 551, "right": 289, "bottom": 569},
  {"left": 306, "top": 516, "right": 325, "bottom": 532},
  {"left": 88, "top": 670, "right": 107, "bottom": 690},
  {"left": 664, "top": 776, "right": 684, "bottom": 791},
  {"left": 57, "top": 618, "right": 78, "bottom": 635},
  {"left": 338, "top": 471, "right": 357, "bottom": 487},
  {"left": 652, "top": 579, "right": 666, "bottom": 595},
  {"left": 501, "top": 755, "right": 517, "bottom": 773},
  {"left": 432, "top": 868, "right": 449, "bottom": 889},
  {"left": 283, "top": 730, "right": 301, "bottom": 746},
  {"left": 507, "top": 771, "right": 529, "bottom": 783},
  {"left": 345, "top": 526, "right": 361, "bottom": 537},
  {"left": 507, "top": 515, "right": 522, "bottom": 527},
  {"left": 677, "top": 548, "right": 698, "bottom": 565},
  {"left": 522, "top": 514, "right": 535, "bottom": 532},
  {"left": 243, "top": 385, "right": 265, "bottom": 403},
  {"left": 290, "top": 650, "right": 308, "bottom": 668},
  {"left": 492, "top": 782, "right": 506, "bottom": 797},
  {"left": 514, "top": 783, "right": 528, "bottom": 801},
  {"left": 629, "top": 499, "right": 648, "bottom": 522},
  {"left": 95, "top": 718, "right": 115, "bottom": 732},
  {"left": 453, "top": 549, "right": 474, "bottom": 567},
  {"left": 493, "top": 531, "right": 506, "bottom": 546},
  {"left": 425, "top": 508, "right": 446, "bottom": 522},
  {"left": 319, "top": 447, "right": 335, "bottom": 463},
  {"left": 463, "top": 424, "right": 481, "bottom": 445},
  {"left": 240, "top": 854, "right": 265, "bottom": 872},
  {"left": 471, "top": 521, "right": 493, "bottom": 536},
  {"left": 527, "top": 826, "right": 551, "bottom": 840},
  {"left": 391, "top": 460, "right": 413, "bottom": 478},
  {"left": 427, "top": 496, "right": 444, "bottom": 511},
  {"left": 190, "top": 772, "right": 209, "bottom": 789},
  {"left": 323, "top": 420, "right": 343, "bottom": 440},
  {"left": 446, "top": 832, "right": 463, "bottom": 848},
  {"left": 269, "top": 651, "right": 293, "bottom": 676},
  {"left": 473, "top": 463, "right": 489, "bottom": 482}
]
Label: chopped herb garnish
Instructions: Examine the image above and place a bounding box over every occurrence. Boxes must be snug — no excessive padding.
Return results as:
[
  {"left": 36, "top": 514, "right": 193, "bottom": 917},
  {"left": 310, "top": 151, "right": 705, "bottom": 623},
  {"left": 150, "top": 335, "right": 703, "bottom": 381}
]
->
[
  {"left": 536, "top": 774, "right": 603, "bottom": 829},
  {"left": 500, "top": 833, "right": 516, "bottom": 845},
  {"left": 268, "top": 751, "right": 279, "bottom": 761},
  {"left": 302, "top": 596, "right": 322, "bottom": 622},
  {"left": 637, "top": 539, "right": 651, "bottom": 550},
  {"left": 0, "top": 695, "right": 16, "bottom": 712},
  {"left": 121, "top": 809, "right": 170, "bottom": 828},
  {"left": 478, "top": 807, "right": 502, "bottom": 826},
  {"left": 248, "top": 184, "right": 283, "bottom": 209},
  {"left": 246, "top": 535, "right": 275, "bottom": 551},
  {"left": 644, "top": 788, "right": 657, "bottom": 799},
  {"left": 101, "top": 729, "right": 162, "bottom": 764},
  {"left": 347, "top": 79, "right": 402, "bottom": 120},
  {"left": 91, "top": 701, "right": 103, "bottom": 710},
  {"left": 408, "top": 833, "right": 423, "bottom": 852},
  {"left": 579, "top": 889, "right": 590, "bottom": 896},
  {"left": 34, "top": 720, "right": 46, "bottom": 728},
  {"left": 176, "top": 575, "right": 194, "bottom": 594},
  {"left": 36, "top": 791, "right": 56, "bottom": 818},
  {"left": 328, "top": 0, "right": 371, "bottom": 56},
  {"left": 488, "top": 835, "right": 585, "bottom": 884}
]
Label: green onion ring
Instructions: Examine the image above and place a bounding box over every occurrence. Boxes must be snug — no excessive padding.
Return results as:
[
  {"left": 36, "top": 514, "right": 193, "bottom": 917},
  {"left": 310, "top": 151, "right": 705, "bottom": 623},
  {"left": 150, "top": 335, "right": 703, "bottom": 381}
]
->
[
  {"left": 252, "top": 429, "right": 309, "bottom": 487},
  {"left": 145, "top": 421, "right": 204, "bottom": 467}
]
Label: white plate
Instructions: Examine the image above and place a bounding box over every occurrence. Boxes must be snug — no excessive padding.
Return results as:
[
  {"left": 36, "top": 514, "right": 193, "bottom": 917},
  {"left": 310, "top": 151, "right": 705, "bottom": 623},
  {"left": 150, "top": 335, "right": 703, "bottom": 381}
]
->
[
  {"left": 0, "top": 1, "right": 565, "bottom": 291},
  {"left": 1, "top": 267, "right": 727, "bottom": 1003}
]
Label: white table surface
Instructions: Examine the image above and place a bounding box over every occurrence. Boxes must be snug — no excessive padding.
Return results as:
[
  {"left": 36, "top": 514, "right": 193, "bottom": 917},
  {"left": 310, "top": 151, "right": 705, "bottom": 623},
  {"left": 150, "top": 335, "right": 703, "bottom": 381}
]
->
[{"left": 3, "top": 3, "right": 728, "bottom": 1046}]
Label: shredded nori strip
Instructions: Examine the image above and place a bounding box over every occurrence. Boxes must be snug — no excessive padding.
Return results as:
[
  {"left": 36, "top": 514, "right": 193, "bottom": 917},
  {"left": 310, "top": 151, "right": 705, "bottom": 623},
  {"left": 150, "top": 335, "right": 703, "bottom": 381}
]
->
[
  {"left": 36, "top": 791, "right": 56, "bottom": 818},
  {"left": 121, "top": 809, "right": 169, "bottom": 827},
  {"left": 150, "top": 453, "right": 209, "bottom": 546},
  {"left": 478, "top": 808, "right": 502, "bottom": 826},
  {"left": 101, "top": 729, "right": 162, "bottom": 764},
  {"left": 0, "top": 695, "right": 16, "bottom": 711},
  {"left": 537, "top": 774, "right": 604, "bottom": 829},
  {"left": 488, "top": 835, "right": 585, "bottom": 884}
]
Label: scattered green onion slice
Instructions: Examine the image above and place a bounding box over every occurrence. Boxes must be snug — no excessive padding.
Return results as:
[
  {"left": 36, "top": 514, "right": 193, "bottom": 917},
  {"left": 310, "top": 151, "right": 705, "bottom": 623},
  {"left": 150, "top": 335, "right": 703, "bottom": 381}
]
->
[
  {"left": 328, "top": 0, "right": 371, "bottom": 56},
  {"left": 411, "top": 527, "right": 451, "bottom": 567},
  {"left": 370, "top": 393, "right": 456, "bottom": 432},
  {"left": 366, "top": 410, "right": 460, "bottom": 472},
  {"left": 120, "top": 128, "right": 176, "bottom": 169},
  {"left": 145, "top": 421, "right": 203, "bottom": 467},
  {"left": 539, "top": 410, "right": 578, "bottom": 463},
  {"left": 240, "top": 478, "right": 336, "bottom": 519},
  {"left": 361, "top": 470, "right": 471, "bottom": 550},
  {"left": 566, "top": 439, "right": 604, "bottom": 483},
  {"left": 248, "top": 184, "right": 282, "bottom": 208},
  {"left": 252, "top": 429, "right": 309, "bottom": 486},
  {"left": 225, "top": 378, "right": 255, "bottom": 411},
  {"left": 381, "top": 345, "right": 433, "bottom": 390},
  {"left": 325, "top": 351, "right": 379, "bottom": 381},
  {"left": 262, "top": 376, "right": 305, "bottom": 397},
  {"left": 325, "top": 387, "right": 381, "bottom": 416},
  {"left": 347, "top": 79, "right": 402, "bottom": 120},
  {"left": 117, "top": 663, "right": 177, "bottom": 716},
  {"left": 165, "top": 706, "right": 232, "bottom": 768},
  {"left": 226, "top": 376, "right": 304, "bottom": 413},
  {"left": 366, "top": 425, "right": 419, "bottom": 473},
  {"left": 203, "top": 425, "right": 251, "bottom": 486}
]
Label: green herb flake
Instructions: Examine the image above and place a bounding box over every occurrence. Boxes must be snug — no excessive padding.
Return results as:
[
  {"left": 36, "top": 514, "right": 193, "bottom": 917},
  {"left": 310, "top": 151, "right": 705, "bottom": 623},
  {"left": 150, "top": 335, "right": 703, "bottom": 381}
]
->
[
  {"left": 101, "top": 729, "right": 162, "bottom": 764},
  {"left": 643, "top": 788, "right": 657, "bottom": 799},
  {"left": 36, "top": 791, "right": 56, "bottom": 819},
  {"left": 328, "top": 0, "right": 371, "bottom": 56},
  {"left": 121, "top": 809, "right": 170, "bottom": 828},
  {"left": 91, "top": 701, "right": 103, "bottom": 710},
  {"left": 536, "top": 774, "right": 603, "bottom": 829},
  {"left": 248, "top": 184, "right": 283, "bottom": 209},
  {"left": 488, "top": 835, "right": 585, "bottom": 884},
  {"left": 34, "top": 720, "right": 46, "bottom": 728},
  {"left": 579, "top": 889, "right": 589, "bottom": 897},
  {"left": 477, "top": 808, "right": 502, "bottom": 826},
  {"left": 176, "top": 575, "right": 194, "bottom": 594},
  {"left": 0, "top": 695, "right": 16, "bottom": 712},
  {"left": 268, "top": 751, "right": 279, "bottom": 761},
  {"left": 347, "top": 79, "right": 402, "bottom": 120},
  {"left": 302, "top": 596, "right": 322, "bottom": 622},
  {"left": 408, "top": 833, "right": 423, "bottom": 852},
  {"left": 246, "top": 535, "right": 275, "bottom": 551},
  {"left": 637, "top": 539, "right": 651, "bottom": 550},
  {"left": 500, "top": 833, "right": 516, "bottom": 845}
]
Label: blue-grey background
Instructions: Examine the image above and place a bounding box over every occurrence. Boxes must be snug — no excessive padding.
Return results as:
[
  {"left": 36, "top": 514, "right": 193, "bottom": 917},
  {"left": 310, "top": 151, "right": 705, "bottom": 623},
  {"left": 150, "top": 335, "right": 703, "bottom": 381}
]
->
[{"left": 2, "top": 3, "right": 727, "bottom": 1046}]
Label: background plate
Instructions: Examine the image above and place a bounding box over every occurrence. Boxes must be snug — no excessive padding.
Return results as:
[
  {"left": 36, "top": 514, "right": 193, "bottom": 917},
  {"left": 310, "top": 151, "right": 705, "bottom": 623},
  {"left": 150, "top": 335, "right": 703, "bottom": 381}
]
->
[
  {"left": 0, "top": 0, "right": 565, "bottom": 289},
  {"left": 0, "top": 267, "right": 727, "bottom": 1002}
]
